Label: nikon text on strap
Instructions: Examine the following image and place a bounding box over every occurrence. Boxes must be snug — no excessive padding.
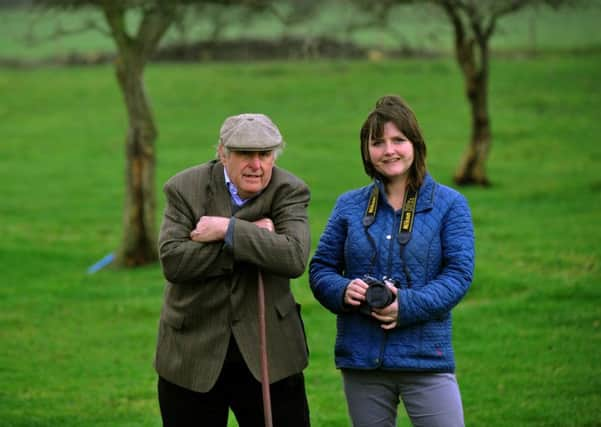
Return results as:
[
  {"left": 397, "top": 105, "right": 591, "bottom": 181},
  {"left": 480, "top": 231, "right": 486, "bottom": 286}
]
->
[
  {"left": 363, "top": 185, "right": 379, "bottom": 226},
  {"left": 398, "top": 189, "right": 417, "bottom": 245}
]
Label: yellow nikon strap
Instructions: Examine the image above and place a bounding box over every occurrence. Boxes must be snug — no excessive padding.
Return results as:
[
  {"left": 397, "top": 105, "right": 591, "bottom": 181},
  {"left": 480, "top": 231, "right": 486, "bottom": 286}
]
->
[
  {"left": 362, "top": 185, "right": 379, "bottom": 226},
  {"left": 363, "top": 184, "right": 418, "bottom": 245},
  {"left": 398, "top": 189, "right": 417, "bottom": 245}
]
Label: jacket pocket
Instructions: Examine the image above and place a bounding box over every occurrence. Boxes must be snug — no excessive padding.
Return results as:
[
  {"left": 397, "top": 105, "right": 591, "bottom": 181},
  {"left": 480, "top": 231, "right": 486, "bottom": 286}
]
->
[
  {"left": 161, "top": 306, "right": 186, "bottom": 330},
  {"left": 418, "top": 319, "right": 450, "bottom": 359},
  {"left": 275, "top": 293, "right": 309, "bottom": 356},
  {"left": 275, "top": 292, "right": 296, "bottom": 319}
]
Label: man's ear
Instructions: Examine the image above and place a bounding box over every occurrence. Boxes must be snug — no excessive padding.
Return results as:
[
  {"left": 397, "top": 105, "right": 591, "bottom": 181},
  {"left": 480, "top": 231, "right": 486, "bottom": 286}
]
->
[{"left": 217, "top": 144, "right": 227, "bottom": 164}]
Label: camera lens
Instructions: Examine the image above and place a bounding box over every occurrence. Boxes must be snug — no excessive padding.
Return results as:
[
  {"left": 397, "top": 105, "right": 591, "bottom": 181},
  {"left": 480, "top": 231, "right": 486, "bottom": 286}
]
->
[{"left": 365, "top": 282, "right": 394, "bottom": 309}]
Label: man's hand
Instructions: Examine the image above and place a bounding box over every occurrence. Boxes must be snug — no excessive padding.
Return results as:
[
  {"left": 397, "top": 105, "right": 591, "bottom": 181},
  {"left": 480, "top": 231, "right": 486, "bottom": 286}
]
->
[
  {"left": 253, "top": 218, "right": 275, "bottom": 232},
  {"left": 190, "top": 216, "right": 230, "bottom": 242}
]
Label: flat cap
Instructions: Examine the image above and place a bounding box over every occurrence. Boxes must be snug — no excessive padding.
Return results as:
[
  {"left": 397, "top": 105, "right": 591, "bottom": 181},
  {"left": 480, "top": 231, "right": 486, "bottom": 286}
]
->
[{"left": 219, "top": 113, "right": 283, "bottom": 151}]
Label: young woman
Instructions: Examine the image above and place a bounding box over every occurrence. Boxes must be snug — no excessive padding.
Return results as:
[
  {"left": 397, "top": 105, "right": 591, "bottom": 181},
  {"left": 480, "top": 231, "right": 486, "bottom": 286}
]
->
[{"left": 310, "top": 95, "right": 475, "bottom": 427}]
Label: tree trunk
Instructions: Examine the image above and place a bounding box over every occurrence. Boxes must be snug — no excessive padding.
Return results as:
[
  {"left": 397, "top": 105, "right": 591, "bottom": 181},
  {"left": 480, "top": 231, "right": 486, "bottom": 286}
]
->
[
  {"left": 453, "top": 38, "right": 492, "bottom": 186},
  {"left": 98, "top": 2, "right": 174, "bottom": 268},
  {"left": 440, "top": 2, "right": 493, "bottom": 187},
  {"left": 114, "top": 55, "right": 158, "bottom": 266},
  {"left": 453, "top": 69, "right": 492, "bottom": 186}
]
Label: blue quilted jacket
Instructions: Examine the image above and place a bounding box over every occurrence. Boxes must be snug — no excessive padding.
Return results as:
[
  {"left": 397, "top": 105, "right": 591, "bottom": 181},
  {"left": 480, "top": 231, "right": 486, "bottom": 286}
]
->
[{"left": 309, "top": 174, "right": 474, "bottom": 372}]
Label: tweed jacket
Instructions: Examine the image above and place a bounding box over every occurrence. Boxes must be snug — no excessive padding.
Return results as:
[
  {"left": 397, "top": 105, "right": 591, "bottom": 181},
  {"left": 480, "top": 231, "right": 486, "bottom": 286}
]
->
[
  {"left": 309, "top": 174, "right": 474, "bottom": 372},
  {"left": 154, "top": 160, "right": 311, "bottom": 392}
]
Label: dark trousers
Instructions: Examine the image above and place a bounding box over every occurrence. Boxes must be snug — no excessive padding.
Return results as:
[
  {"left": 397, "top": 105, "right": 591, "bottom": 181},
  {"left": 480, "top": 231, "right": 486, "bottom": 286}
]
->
[{"left": 158, "top": 338, "right": 310, "bottom": 427}]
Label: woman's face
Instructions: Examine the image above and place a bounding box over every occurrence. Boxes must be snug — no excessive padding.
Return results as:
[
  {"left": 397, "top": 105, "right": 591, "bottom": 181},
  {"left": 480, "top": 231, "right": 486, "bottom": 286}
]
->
[{"left": 368, "top": 121, "right": 414, "bottom": 183}]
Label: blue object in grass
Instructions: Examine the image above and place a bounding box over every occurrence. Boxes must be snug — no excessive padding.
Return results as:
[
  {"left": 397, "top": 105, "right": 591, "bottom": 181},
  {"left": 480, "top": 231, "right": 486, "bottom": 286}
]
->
[{"left": 87, "top": 252, "right": 115, "bottom": 274}]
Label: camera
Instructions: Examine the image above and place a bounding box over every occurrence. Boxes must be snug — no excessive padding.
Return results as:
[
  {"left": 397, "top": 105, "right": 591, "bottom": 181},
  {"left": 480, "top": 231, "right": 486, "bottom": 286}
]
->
[{"left": 358, "top": 275, "right": 396, "bottom": 316}]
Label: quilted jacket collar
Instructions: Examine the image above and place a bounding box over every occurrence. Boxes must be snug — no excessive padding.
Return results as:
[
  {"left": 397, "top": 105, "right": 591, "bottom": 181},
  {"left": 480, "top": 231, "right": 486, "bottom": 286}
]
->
[
  {"left": 416, "top": 173, "right": 436, "bottom": 213},
  {"left": 373, "top": 173, "right": 435, "bottom": 214}
]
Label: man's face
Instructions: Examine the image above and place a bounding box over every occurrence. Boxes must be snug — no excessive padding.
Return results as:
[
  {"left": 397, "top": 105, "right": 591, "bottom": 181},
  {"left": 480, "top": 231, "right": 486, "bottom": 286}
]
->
[{"left": 219, "top": 146, "right": 275, "bottom": 199}]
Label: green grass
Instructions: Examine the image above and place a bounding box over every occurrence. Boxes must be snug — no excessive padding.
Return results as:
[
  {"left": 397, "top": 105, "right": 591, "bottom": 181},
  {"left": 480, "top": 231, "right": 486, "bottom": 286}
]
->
[{"left": 1, "top": 54, "right": 601, "bottom": 426}]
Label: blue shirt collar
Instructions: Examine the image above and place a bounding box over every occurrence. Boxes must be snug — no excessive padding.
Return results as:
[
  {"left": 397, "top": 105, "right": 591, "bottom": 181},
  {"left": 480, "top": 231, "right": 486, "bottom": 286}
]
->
[{"left": 224, "top": 168, "right": 262, "bottom": 207}]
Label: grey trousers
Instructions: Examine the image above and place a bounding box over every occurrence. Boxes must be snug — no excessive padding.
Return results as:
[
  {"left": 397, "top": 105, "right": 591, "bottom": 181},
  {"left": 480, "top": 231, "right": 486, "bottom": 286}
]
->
[{"left": 342, "top": 369, "right": 465, "bottom": 427}]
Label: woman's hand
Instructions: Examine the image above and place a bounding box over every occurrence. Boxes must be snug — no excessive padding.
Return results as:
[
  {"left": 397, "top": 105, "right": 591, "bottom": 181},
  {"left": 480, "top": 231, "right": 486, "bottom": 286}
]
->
[
  {"left": 371, "top": 282, "right": 399, "bottom": 329},
  {"left": 344, "top": 278, "right": 369, "bottom": 307}
]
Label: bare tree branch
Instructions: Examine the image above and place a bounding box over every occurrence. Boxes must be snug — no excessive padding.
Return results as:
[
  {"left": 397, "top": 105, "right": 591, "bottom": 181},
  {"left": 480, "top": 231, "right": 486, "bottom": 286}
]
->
[
  {"left": 102, "top": 1, "right": 133, "bottom": 52},
  {"left": 136, "top": 2, "right": 176, "bottom": 58},
  {"left": 23, "top": 9, "right": 110, "bottom": 46}
]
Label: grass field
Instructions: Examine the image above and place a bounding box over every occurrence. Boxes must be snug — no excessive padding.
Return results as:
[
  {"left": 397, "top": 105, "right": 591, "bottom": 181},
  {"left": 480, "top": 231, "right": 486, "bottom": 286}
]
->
[{"left": 1, "top": 50, "right": 601, "bottom": 426}]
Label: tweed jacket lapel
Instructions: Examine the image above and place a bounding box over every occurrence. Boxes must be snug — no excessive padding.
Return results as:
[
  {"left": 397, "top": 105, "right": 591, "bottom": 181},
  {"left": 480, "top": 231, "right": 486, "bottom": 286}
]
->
[
  {"left": 205, "top": 161, "right": 233, "bottom": 218},
  {"left": 233, "top": 190, "right": 272, "bottom": 223}
]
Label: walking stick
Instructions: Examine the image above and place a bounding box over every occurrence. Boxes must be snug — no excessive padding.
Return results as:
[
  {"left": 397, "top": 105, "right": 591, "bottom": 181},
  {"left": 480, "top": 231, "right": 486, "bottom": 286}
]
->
[{"left": 257, "top": 269, "right": 273, "bottom": 427}]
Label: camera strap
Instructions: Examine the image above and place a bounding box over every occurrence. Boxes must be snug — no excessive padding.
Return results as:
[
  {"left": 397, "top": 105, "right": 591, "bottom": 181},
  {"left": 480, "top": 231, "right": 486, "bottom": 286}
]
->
[
  {"left": 362, "top": 185, "right": 379, "bottom": 226},
  {"left": 363, "top": 184, "right": 418, "bottom": 245},
  {"left": 398, "top": 189, "right": 417, "bottom": 245}
]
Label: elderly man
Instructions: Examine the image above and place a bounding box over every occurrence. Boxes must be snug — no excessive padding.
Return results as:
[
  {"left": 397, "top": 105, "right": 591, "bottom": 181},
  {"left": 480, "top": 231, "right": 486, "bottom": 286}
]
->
[{"left": 154, "top": 114, "right": 311, "bottom": 426}]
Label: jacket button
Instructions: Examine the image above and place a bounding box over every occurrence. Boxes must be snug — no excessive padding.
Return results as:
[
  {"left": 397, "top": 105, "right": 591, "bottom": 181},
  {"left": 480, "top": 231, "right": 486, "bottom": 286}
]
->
[
  {"left": 385, "top": 235, "right": 391, "bottom": 240},
  {"left": 374, "top": 358, "right": 379, "bottom": 364}
]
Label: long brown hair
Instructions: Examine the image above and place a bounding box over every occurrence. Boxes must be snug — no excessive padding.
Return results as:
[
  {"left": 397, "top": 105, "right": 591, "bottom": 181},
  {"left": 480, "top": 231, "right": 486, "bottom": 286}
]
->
[{"left": 360, "top": 95, "right": 427, "bottom": 191}]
